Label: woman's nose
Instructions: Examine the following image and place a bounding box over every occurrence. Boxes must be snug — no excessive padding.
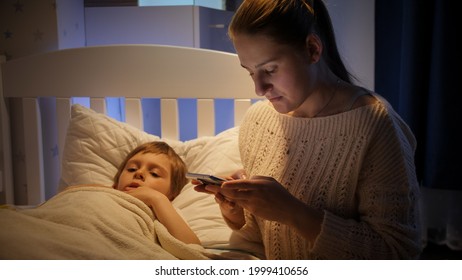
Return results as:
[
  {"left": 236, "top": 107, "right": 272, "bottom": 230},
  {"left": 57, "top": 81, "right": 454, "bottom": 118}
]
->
[{"left": 254, "top": 75, "right": 271, "bottom": 97}]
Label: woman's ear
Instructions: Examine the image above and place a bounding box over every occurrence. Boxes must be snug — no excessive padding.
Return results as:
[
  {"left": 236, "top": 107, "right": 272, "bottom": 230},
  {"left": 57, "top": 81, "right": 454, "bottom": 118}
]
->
[{"left": 305, "top": 33, "right": 323, "bottom": 63}]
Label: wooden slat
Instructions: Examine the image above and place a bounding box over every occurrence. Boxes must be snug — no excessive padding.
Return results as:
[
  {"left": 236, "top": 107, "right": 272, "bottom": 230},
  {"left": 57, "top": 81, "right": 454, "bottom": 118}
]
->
[
  {"left": 160, "top": 99, "right": 179, "bottom": 140},
  {"left": 234, "top": 99, "right": 252, "bottom": 126},
  {"left": 56, "top": 98, "right": 71, "bottom": 163},
  {"left": 125, "top": 98, "right": 143, "bottom": 130},
  {"left": 90, "top": 97, "right": 106, "bottom": 114},
  {"left": 197, "top": 99, "right": 215, "bottom": 137},
  {"left": 22, "top": 98, "right": 45, "bottom": 205}
]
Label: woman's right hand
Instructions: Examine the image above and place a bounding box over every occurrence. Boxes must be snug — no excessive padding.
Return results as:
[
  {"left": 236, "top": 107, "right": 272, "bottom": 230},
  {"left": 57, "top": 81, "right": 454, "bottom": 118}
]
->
[
  {"left": 193, "top": 169, "right": 247, "bottom": 229},
  {"left": 212, "top": 189, "right": 245, "bottom": 229}
]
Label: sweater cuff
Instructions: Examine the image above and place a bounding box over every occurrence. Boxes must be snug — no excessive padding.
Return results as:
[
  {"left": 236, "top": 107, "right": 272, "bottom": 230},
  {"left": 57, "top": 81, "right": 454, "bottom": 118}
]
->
[{"left": 311, "top": 210, "right": 349, "bottom": 258}]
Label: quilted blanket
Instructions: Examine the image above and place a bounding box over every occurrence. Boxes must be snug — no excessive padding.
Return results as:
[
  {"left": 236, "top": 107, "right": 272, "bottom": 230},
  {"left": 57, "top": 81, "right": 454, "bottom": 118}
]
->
[{"left": 0, "top": 185, "right": 208, "bottom": 260}]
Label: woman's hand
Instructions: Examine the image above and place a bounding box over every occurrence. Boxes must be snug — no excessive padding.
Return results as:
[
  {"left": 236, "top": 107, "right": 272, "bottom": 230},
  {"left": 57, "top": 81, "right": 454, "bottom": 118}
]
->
[
  {"left": 193, "top": 169, "right": 247, "bottom": 229},
  {"left": 222, "top": 175, "right": 324, "bottom": 241},
  {"left": 195, "top": 175, "right": 296, "bottom": 227},
  {"left": 218, "top": 175, "right": 299, "bottom": 223},
  {"left": 194, "top": 172, "right": 323, "bottom": 241}
]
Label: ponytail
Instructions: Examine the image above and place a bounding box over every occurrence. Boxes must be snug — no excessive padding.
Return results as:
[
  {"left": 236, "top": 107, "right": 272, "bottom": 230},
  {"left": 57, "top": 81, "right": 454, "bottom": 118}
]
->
[{"left": 312, "top": 0, "right": 353, "bottom": 83}]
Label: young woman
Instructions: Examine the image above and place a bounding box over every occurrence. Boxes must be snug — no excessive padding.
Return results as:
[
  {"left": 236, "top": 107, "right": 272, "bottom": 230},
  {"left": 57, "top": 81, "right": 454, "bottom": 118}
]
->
[{"left": 194, "top": 0, "right": 422, "bottom": 259}]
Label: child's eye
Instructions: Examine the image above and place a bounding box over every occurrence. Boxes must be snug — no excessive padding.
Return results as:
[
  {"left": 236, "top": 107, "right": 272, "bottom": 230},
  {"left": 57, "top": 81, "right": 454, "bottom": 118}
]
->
[
  {"left": 265, "top": 67, "right": 277, "bottom": 75},
  {"left": 150, "top": 172, "right": 159, "bottom": 178},
  {"left": 127, "top": 168, "right": 137, "bottom": 172}
]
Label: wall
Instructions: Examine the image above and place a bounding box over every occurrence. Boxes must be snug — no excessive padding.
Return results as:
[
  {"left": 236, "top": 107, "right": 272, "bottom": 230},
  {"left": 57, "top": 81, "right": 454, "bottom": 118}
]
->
[
  {"left": 327, "top": 0, "right": 375, "bottom": 90},
  {"left": 85, "top": 5, "right": 235, "bottom": 53},
  {"left": 0, "top": 0, "right": 56, "bottom": 203},
  {"left": 0, "top": 0, "right": 374, "bottom": 84},
  {"left": 85, "top": 6, "right": 197, "bottom": 47},
  {"left": 56, "top": 0, "right": 85, "bottom": 49},
  {"left": 0, "top": 0, "right": 59, "bottom": 61},
  {"left": 0, "top": 0, "right": 374, "bottom": 83},
  {"left": 139, "top": 0, "right": 223, "bottom": 10},
  {"left": 85, "top": 1, "right": 375, "bottom": 89}
]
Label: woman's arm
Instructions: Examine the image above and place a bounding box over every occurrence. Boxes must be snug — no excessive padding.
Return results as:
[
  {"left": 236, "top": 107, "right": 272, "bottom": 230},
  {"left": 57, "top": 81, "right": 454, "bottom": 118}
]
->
[
  {"left": 194, "top": 172, "right": 325, "bottom": 246},
  {"left": 217, "top": 176, "right": 324, "bottom": 243}
]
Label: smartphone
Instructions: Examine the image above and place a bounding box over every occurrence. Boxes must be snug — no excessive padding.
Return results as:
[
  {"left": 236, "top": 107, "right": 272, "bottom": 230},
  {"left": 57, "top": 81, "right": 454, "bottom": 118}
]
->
[{"left": 186, "top": 172, "right": 226, "bottom": 186}]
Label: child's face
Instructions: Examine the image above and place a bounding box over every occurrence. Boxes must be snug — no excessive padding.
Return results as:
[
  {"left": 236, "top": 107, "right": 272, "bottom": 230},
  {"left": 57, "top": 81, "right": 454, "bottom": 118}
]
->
[{"left": 114, "top": 152, "right": 172, "bottom": 197}]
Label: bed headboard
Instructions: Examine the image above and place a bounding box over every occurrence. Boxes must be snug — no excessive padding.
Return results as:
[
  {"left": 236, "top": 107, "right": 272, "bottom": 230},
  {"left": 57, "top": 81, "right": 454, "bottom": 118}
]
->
[{"left": 0, "top": 44, "right": 256, "bottom": 205}]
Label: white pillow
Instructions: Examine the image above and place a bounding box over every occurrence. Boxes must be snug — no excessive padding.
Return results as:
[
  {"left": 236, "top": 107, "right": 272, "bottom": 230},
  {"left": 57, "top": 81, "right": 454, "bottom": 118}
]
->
[{"left": 59, "top": 104, "right": 246, "bottom": 251}]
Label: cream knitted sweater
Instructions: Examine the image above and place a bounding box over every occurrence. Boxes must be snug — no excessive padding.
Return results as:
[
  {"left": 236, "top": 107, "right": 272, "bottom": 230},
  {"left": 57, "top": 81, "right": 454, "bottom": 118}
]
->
[{"left": 237, "top": 96, "right": 422, "bottom": 259}]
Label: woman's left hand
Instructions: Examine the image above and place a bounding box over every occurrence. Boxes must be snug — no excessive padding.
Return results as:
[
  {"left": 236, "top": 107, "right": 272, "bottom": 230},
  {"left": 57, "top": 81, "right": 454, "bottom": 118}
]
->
[{"left": 216, "top": 175, "right": 299, "bottom": 223}]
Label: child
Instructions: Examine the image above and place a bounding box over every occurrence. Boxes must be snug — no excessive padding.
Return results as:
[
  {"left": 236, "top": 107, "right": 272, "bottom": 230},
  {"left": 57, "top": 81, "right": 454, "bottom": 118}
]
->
[
  {"left": 113, "top": 141, "right": 200, "bottom": 245},
  {"left": 0, "top": 141, "right": 203, "bottom": 260}
]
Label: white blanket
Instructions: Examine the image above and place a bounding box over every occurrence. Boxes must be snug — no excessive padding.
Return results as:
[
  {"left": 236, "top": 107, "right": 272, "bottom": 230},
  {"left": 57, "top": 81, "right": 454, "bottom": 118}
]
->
[{"left": 0, "top": 186, "right": 208, "bottom": 260}]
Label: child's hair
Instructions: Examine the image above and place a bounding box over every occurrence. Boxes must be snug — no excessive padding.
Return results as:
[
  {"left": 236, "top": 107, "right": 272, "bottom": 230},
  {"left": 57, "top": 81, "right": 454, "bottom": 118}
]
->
[
  {"left": 228, "top": 0, "right": 353, "bottom": 84},
  {"left": 113, "top": 141, "right": 188, "bottom": 199}
]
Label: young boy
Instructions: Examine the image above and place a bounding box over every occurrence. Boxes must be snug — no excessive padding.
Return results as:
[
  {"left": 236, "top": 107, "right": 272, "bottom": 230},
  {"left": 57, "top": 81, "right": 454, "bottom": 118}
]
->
[{"left": 113, "top": 141, "right": 200, "bottom": 245}]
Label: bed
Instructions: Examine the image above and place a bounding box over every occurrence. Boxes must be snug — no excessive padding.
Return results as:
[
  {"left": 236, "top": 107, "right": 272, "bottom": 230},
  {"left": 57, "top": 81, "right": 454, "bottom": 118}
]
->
[{"left": 0, "top": 44, "right": 263, "bottom": 259}]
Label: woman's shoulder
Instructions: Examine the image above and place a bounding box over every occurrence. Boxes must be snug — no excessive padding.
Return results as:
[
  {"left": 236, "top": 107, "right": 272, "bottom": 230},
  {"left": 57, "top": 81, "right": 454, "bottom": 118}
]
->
[
  {"left": 242, "top": 100, "right": 276, "bottom": 120},
  {"left": 361, "top": 93, "right": 417, "bottom": 150},
  {"left": 346, "top": 91, "right": 393, "bottom": 118},
  {"left": 349, "top": 90, "right": 378, "bottom": 110}
]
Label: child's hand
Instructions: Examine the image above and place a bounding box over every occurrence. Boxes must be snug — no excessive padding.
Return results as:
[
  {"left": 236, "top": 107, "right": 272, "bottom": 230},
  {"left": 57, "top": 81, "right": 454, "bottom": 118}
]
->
[{"left": 124, "top": 186, "right": 168, "bottom": 208}]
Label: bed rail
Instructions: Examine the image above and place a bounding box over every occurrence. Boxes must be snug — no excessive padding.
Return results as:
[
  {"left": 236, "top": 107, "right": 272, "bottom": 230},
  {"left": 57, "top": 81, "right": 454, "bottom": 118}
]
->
[
  {"left": 1, "top": 45, "right": 256, "bottom": 205},
  {"left": 4, "top": 96, "right": 253, "bottom": 205}
]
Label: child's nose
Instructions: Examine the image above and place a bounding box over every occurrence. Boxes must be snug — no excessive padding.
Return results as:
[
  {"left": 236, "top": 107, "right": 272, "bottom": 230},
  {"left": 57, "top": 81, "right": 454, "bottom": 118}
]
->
[{"left": 134, "top": 171, "right": 145, "bottom": 181}]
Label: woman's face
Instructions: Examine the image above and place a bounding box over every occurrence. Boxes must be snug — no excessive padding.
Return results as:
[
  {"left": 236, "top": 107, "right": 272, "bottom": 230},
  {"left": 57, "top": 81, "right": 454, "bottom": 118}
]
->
[
  {"left": 114, "top": 152, "right": 172, "bottom": 197},
  {"left": 233, "top": 34, "right": 315, "bottom": 115}
]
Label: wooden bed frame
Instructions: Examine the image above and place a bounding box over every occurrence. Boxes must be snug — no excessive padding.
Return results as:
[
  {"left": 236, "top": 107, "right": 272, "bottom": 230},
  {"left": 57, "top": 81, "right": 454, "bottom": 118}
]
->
[{"left": 0, "top": 44, "right": 255, "bottom": 205}]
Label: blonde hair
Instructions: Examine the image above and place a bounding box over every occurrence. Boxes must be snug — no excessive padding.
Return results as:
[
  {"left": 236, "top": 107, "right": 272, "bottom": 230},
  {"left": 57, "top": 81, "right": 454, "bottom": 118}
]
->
[{"left": 113, "top": 141, "right": 188, "bottom": 199}]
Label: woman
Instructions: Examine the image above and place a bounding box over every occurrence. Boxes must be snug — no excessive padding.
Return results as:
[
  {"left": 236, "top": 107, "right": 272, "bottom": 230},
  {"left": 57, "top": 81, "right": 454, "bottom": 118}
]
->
[{"left": 195, "top": 0, "right": 422, "bottom": 259}]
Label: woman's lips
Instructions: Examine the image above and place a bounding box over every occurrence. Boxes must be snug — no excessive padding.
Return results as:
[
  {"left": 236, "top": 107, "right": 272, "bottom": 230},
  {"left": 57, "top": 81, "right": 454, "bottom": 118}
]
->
[{"left": 268, "top": 96, "right": 282, "bottom": 103}]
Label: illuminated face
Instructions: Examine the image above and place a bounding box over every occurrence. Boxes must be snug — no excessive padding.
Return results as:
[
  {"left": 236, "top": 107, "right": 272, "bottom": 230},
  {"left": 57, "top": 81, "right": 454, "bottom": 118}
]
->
[
  {"left": 233, "top": 34, "right": 316, "bottom": 115},
  {"left": 114, "top": 152, "right": 172, "bottom": 197}
]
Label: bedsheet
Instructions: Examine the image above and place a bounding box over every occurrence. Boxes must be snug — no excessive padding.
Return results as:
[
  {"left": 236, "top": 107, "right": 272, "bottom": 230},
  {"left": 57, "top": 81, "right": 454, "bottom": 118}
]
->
[{"left": 0, "top": 185, "right": 208, "bottom": 260}]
